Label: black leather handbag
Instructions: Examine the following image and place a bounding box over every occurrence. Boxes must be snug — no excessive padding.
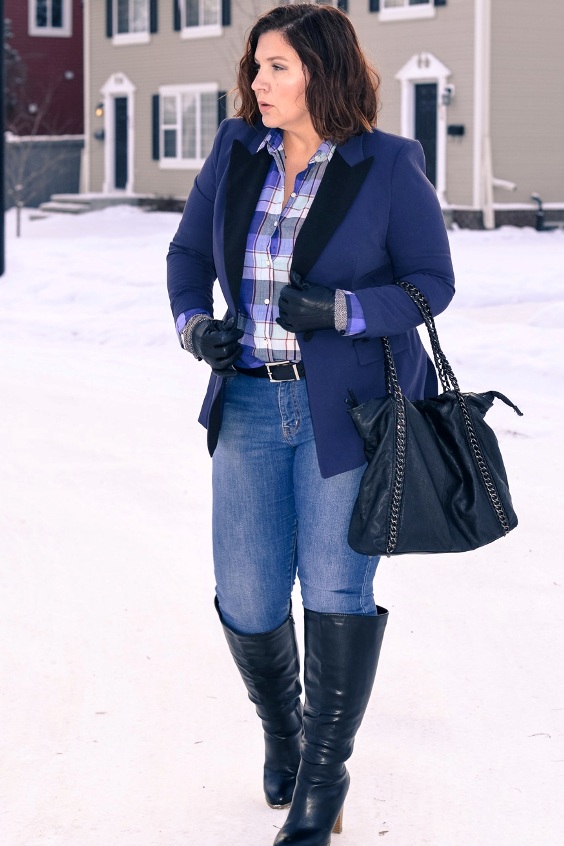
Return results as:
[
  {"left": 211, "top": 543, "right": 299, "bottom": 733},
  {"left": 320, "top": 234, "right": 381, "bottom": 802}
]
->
[{"left": 347, "top": 281, "right": 523, "bottom": 556}]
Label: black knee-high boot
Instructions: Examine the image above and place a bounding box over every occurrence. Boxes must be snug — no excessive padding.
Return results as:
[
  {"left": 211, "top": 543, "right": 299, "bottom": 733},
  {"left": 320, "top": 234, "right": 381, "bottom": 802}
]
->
[
  {"left": 215, "top": 598, "right": 303, "bottom": 809},
  {"left": 274, "top": 607, "right": 388, "bottom": 845}
]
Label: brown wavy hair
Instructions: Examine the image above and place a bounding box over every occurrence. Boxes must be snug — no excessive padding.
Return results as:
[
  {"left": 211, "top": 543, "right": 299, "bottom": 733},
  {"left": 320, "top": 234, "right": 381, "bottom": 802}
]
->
[{"left": 235, "top": 3, "right": 381, "bottom": 145}]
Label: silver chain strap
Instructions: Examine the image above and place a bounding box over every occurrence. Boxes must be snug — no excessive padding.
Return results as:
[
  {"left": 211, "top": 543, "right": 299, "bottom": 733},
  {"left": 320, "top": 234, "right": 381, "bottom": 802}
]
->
[
  {"left": 455, "top": 392, "right": 511, "bottom": 533},
  {"left": 381, "top": 336, "right": 407, "bottom": 554},
  {"left": 396, "top": 280, "right": 459, "bottom": 392},
  {"left": 381, "top": 281, "right": 510, "bottom": 553}
]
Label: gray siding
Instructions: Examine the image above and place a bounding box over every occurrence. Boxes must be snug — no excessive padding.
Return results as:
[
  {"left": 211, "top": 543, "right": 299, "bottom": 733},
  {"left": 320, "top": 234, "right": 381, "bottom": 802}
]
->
[{"left": 5, "top": 136, "right": 84, "bottom": 209}]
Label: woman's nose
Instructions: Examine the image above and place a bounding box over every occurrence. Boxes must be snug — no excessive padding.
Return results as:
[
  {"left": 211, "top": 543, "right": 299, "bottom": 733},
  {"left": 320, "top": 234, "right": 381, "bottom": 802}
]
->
[{"left": 252, "top": 70, "right": 267, "bottom": 92}]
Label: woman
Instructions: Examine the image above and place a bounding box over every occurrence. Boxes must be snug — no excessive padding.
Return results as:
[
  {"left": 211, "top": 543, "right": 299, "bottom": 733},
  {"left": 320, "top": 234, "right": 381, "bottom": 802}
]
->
[{"left": 167, "top": 4, "right": 454, "bottom": 844}]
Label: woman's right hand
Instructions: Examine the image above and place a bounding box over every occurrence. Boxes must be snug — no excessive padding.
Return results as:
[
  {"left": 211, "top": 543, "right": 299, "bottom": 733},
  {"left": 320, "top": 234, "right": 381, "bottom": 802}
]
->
[{"left": 191, "top": 316, "right": 244, "bottom": 374}]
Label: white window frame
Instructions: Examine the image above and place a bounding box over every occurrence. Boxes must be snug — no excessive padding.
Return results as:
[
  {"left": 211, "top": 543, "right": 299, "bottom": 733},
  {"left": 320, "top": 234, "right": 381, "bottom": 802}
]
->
[
  {"left": 180, "top": 0, "right": 222, "bottom": 40},
  {"left": 380, "top": 0, "right": 435, "bottom": 22},
  {"left": 113, "top": 0, "right": 151, "bottom": 46},
  {"left": 159, "top": 83, "right": 218, "bottom": 170},
  {"left": 28, "top": 0, "right": 72, "bottom": 38}
]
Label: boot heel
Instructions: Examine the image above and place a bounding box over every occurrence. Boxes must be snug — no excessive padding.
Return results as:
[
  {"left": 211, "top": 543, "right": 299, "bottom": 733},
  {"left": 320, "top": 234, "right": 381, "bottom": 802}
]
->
[{"left": 332, "top": 807, "right": 344, "bottom": 834}]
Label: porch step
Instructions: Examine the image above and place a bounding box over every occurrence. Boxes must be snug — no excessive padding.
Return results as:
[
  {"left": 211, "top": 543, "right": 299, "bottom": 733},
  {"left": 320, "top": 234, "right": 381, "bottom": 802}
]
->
[
  {"left": 38, "top": 193, "right": 148, "bottom": 215},
  {"left": 39, "top": 200, "right": 92, "bottom": 214}
]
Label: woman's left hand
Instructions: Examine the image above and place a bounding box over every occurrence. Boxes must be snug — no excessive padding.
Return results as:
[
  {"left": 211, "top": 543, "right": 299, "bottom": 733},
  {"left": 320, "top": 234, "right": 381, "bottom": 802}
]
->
[{"left": 277, "top": 271, "right": 336, "bottom": 334}]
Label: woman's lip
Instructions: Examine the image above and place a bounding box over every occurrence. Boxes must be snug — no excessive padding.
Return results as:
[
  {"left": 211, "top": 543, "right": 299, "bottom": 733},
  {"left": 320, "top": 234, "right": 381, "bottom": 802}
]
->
[{"left": 258, "top": 103, "right": 273, "bottom": 111}]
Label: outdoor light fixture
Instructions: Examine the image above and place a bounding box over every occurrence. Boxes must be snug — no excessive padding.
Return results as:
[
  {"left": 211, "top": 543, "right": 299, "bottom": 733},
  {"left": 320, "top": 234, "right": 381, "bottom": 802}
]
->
[
  {"left": 441, "top": 85, "right": 455, "bottom": 106},
  {"left": 95, "top": 101, "right": 104, "bottom": 117}
]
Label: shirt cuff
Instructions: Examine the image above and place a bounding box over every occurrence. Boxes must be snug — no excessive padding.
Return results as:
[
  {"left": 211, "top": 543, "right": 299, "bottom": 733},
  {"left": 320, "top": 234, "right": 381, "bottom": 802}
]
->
[
  {"left": 335, "top": 291, "right": 367, "bottom": 336},
  {"left": 175, "top": 309, "right": 211, "bottom": 344}
]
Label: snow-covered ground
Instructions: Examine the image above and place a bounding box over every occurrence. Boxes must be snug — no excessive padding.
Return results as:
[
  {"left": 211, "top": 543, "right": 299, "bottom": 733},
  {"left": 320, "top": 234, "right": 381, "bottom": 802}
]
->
[{"left": 1, "top": 206, "right": 562, "bottom": 846}]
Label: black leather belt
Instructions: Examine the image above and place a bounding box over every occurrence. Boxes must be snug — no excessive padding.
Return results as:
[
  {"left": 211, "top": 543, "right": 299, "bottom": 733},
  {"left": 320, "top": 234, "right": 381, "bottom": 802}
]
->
[{"left": 235, "top": 361, "right": 305, "bottom": 382}]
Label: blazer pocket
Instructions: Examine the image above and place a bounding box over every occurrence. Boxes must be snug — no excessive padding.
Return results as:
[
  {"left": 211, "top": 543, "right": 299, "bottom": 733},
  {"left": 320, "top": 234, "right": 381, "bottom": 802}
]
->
[{"left": 353, "top": 335, "right": 410, "bottom": 367}]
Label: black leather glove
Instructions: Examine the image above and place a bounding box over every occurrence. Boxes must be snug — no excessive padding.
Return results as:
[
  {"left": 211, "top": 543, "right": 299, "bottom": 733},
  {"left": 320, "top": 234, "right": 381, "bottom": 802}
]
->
[
  {"left": 191, "top": 315, "right": 244, "bottom": 374},
  {"left": 277, "top": 271, "right": 336, "bottom": 334}
]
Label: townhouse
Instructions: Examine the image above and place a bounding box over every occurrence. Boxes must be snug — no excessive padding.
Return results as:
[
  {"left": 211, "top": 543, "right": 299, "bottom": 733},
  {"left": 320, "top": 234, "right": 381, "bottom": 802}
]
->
[{"left": 80, "top": 1, "right": 564, "bottom": 227}]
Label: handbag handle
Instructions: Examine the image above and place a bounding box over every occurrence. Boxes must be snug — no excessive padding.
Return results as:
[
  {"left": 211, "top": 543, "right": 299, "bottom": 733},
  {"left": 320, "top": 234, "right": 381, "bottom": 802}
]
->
[
  {"left": 383, "top": 282, "right": 522, "bottom": 418},
  {"left": 392, "top": 280, "right": 459, "bottom": 393},
  {"left": 381, "top": 281, "right": 459, "bottom": 400}
]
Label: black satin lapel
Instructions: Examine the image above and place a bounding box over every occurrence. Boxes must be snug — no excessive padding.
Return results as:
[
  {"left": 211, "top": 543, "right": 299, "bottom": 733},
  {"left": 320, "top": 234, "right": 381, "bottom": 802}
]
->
[
  {"left": 224, "top": 141, "right": 272, "bottom": 304},
  {"left": 292, "top": 152, "right": 374, "bottom": 280}
]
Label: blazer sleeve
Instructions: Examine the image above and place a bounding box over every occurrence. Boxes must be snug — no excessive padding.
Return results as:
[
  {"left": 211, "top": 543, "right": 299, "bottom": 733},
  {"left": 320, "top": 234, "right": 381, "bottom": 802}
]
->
[
  {"left": 166, "top": 121, "right": 229, "bottom": 322},
  {"left": 355, "top": 139, "right": 455, "bottom": 338}
]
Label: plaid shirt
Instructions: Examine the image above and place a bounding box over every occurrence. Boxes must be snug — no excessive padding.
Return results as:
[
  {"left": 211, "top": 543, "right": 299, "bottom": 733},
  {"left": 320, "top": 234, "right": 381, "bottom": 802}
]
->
[
  {"left": 176, "top": 129, "right": 366, "bottom": 364},
  {"left": 238, "top": 130, "right": 335, "bottom": 364}
]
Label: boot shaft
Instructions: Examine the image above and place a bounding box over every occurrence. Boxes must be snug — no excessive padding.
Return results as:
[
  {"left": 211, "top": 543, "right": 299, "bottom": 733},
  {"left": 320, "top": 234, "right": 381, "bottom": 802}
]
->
[
  {"left": 301, "top": 607, "right": 388, "bottom": 766},
  {"left": 215, "top": 597, "right": 302, "bottom": 727},
  {"left": 273, "top": 608, "right": 388, "bottom": 845}
]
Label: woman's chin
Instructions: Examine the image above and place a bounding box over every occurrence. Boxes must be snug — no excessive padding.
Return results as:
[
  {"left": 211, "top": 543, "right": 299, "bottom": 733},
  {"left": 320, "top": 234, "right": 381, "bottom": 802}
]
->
[{"left": 260, "top": 114, "right": 277, "bottom": 128}]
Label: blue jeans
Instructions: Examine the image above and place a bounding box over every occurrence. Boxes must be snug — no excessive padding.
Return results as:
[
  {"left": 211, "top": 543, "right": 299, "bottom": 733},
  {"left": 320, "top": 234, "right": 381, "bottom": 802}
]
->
[{"left": 212, "top": 374, "right": 379, "bottom": 634}]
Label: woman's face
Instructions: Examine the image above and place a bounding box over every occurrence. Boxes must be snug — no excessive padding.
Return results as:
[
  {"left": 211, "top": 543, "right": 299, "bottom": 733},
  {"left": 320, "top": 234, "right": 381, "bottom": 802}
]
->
[{"left": 251, "top": 31, "right": 312, "bottom": 137}]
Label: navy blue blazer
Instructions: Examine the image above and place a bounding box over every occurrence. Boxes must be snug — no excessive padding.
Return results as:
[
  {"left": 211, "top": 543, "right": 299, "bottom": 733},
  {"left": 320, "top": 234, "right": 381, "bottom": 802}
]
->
[{"left": 167, "top": 119, "right": 455, "bottom": 478}]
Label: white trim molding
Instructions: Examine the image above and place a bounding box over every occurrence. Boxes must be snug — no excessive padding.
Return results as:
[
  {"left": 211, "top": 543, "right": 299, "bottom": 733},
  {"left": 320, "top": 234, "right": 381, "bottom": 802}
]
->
[
  {"left": 28, "top": 0, "right": 72, "bottom": 38},
  {"left": 100, "top": 73, "right": 136, "bottom": 194},
  {"left": 113, "top": 31, "right": 151, "bottom": 46},
  {"left": 395, "top": 52, "right": 452, "bottom": 206},
  {"left": 112, "top": 0, "right": 151, "bottom": 45},
  {"left": 82, "top": 0, "right": 92, "bottom": 193},
  {"left": 380, "top": 0, "right": 435, "bottom": 23},
  {"left": 179, "top": 0, "right": 222, "bottom": 40},
  {"left": 473, "top": 0, "right": 494, "bottom": 228},
  {"left": 180, "top": 24, "right": 221, "bottom": 40}
]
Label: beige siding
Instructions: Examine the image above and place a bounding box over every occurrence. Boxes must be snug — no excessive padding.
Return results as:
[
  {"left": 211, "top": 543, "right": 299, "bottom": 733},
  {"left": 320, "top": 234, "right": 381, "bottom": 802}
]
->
[
  {"left": 89, "top": 1, "right": 480, "bottom": 204},
  {"left": 87, "top": 1, "right": 564, "bottom": 212},
  {"left": 87, "top": 1, "right": 269, "bottom": 198},
  {"left": 351, "top": 0, "right": 476, "bottom": 206},
  {"left": 491, "top": 0, "right": 564, "bottom": 205}
]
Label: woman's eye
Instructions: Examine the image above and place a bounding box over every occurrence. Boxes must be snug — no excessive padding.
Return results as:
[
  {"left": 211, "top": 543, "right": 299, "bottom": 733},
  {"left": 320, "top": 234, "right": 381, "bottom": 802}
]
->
[{"left": 272, "top": 65, "right": 285, "bottom": 72}]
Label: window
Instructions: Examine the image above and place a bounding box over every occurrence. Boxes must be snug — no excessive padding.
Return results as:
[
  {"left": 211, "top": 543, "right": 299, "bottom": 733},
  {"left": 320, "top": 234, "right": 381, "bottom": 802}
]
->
[
  {"left": 313, "top": 0, "right": 348, "bottom": 9},
  {"left": 159, "top": 85, "right": 218, "bottom": 168},
  {"left": 380, "top": 0, "right": 436, "bottom": 20},
  {"left": 114, "top": 0, "right": 150, "bottom": 43},
  {"left": 180, "top": 0, "right": 221, "bottom": 39},
  {"left": 117, "top": 0, "right": 148, "bottom": 34},
  {"left": 29, "top": 0, "right": 72, "bottom": 37},
  {"left": 384, "top": 0, "right": 430, "bottom": 6},
  {"left": 106, "top": 1, "right": 157, "bottom": 42}
]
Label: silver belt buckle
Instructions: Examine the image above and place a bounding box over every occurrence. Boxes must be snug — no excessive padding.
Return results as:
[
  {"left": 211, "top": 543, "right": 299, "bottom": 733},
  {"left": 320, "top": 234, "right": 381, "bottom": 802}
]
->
[{"left": 265, "top": 362, "right": 301, "bottom": 382}]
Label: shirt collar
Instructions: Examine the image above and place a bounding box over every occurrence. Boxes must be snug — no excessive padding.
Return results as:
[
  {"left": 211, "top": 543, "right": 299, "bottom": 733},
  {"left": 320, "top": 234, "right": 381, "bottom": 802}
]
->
[{"left": 257, "top": 129, "right": 335, "bottom": 164}]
